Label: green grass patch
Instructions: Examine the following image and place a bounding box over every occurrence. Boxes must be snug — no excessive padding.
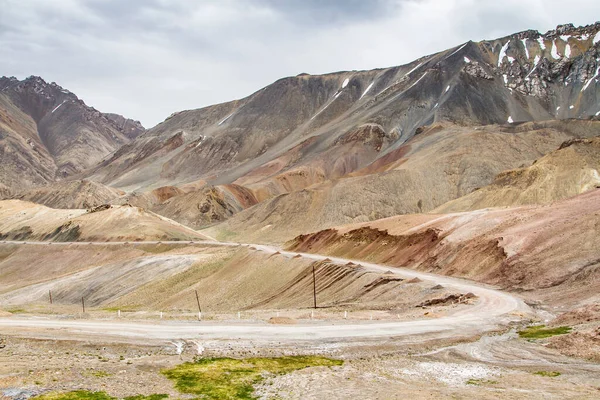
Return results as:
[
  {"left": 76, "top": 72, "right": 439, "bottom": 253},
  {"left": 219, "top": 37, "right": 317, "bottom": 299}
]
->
[
  {"left": 162, "top": 356, "right": 343, "bottom": 400},
  {"left": 123, "top": 396, "right": 168, "bottom": 400},
  {"left": 32, "top": 391, "right": 114, "bottom": 400},
  {"left": 102, "top": 306, "right": 139, "bottom": 312},
  {"left": 211, "top": 228, "right": 237, "bottom": 242},
  {"left": 4, "top": 306, "right": 26, "bottom": 314},
  {"left": 518, "top": 325, "right": 571, "bottom": 339},
  {"left": 136, "top": 243, "right": 186, "bottom": 254},
  {"left": 534, "top": 371, "right": 561, "bottom": 377},
  {"left": 88, "top": 370, "right": 112, "bottom": 378},
  {"left": 32, "top": 391, "right": 167, "bottom": 400}
]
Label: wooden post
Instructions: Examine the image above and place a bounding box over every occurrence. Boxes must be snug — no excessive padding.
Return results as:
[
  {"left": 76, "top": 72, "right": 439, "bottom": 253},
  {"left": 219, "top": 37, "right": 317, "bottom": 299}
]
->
[
  {"left": 49, "top": 290, "right": 53, "bottom": 304},
  {"left": 194, "top": 290, "right": 202, "bottom": 321},
  {"left": 312, "top": 264, "right": 317, "bottom": 309},
  {"left": 81, "top": 297, "right": 85, "bottom": 313}
]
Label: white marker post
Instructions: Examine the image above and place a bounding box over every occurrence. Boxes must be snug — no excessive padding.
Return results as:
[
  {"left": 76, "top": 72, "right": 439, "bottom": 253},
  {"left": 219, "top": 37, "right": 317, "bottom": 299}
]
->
[
  {"left": 160, "top": 312, "right": 163, "bottom": 319},
  {"left": 344, "top": 311, "right": 347, "bottom": 319},
  {"left": 117, "top": 310, "right": 121, "bottom": 318},
  {"left": 238, "top": 311, "right": 241, "bottom": 319}
]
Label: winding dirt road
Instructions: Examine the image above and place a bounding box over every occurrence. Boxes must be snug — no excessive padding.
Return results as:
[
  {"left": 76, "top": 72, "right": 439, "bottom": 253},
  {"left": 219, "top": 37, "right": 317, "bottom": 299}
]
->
[{"left": 0, "top": 240, "right": 531, "bottom": 345}]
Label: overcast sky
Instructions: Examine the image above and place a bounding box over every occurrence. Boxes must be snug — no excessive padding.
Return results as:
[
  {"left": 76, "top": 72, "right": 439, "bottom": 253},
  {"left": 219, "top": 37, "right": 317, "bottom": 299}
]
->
[{"left": 1, "top": 0, "right": 599, "bottom": 127}]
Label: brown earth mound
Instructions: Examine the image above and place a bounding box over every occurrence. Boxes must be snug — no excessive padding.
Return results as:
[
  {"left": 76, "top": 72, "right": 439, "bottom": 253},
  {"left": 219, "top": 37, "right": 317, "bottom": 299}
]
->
[{"left": 0, "top": 200, "right": 209, "bottom": 242}]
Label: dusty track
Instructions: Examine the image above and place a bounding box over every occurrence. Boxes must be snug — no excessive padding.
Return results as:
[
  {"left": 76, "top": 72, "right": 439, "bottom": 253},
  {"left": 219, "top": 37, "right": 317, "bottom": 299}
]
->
[{"left": 0, "top": 240, "right": 531, "bottom": 345}]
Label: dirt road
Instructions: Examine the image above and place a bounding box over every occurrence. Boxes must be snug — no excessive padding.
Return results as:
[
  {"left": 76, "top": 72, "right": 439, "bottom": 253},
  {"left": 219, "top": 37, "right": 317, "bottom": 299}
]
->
[{"left": 0, "top": 240, "right": 531, "bottom": 345}]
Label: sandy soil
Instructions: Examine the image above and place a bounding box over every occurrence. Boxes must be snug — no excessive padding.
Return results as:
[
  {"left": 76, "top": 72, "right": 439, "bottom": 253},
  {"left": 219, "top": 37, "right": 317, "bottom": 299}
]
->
[{"left": 2, "top": 331, "right": 600, "bottom": 400}]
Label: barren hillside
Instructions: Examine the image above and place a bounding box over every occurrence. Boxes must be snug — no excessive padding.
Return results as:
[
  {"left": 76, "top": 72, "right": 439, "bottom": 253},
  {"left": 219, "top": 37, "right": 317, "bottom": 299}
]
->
[
  {"left": 287, "top": 189, "right": 600, "bottom": 307},
  {"left": 0, "top": 200, "right": 208, "bottom": 242},
  {"left": 205, "top": 120, "right": 600, "bottom": 242},
  {"left": 435, "top": 136, "right": 600, "bottom": 212}
]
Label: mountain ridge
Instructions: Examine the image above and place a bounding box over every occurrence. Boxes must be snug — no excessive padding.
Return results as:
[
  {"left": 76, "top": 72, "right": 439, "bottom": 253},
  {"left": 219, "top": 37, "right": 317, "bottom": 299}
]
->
[
  {"left": 0, "top": 75, "right": 144, "bottom": 192},
  {"left": 3, "top": 22, "right": 600, "bottom": 237}
]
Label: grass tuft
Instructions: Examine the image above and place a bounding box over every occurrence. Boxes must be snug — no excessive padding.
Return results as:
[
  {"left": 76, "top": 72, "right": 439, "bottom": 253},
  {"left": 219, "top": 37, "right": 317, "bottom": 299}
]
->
[
  {"left": 88, "top": 370, "right": 112, "bottom": 378},
  {"left": 162, "top": 356, "right": 342, "bottom": 399},
  {"left": 32, "top": 391, "right": 167, "bottom": 400},
  {"left": 32, "top": 391, "right": 114, "bottom": 400},
  {"left": 102, "top": 306, "right": 139, "bottom": 312},
  {"left": 534, "top": 371, "right": 561, "bottom": 377},
  {"left": 518, "top": 325, "right": 571, "bottom": 339},
  {"left": 5, "top": 306, "right": 26, "bottom": 313}
]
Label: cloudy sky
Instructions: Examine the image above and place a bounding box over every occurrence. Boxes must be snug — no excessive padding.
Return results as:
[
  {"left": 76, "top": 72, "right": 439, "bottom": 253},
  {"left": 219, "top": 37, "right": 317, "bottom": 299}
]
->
[{"left": 2, "top": 0, "right": 599, "bottom": 127}]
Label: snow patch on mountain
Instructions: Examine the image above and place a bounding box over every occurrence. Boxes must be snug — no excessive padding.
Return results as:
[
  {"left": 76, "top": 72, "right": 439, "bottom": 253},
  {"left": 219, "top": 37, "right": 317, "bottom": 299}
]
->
[
  {"left": 218, "top": 113, "right": 234, "bottom": 126},
  {"left": 551, "top": 41, "right": 560, "bottom": 59},
  {"left": 582, "top": 67, "right": 600, "bottom": 91},
  {"left": 446, "top": 43, "right": 468, "bottom": 59},
  {"left": 498, "top": 41, "right": 510, "bottom": 67},
  {"left": 51, "top": 100, "right": 67, "bottom": 114},
  {"left": 360, "top": 82, "right": 374, "bottom": 99},
  {"left": 521, "top": 39, "right": 530, "bottom": 59}
]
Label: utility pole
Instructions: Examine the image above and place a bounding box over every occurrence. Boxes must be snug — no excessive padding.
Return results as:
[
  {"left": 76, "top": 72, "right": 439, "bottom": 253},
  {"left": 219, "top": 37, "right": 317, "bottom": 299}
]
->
[
  {"left": 312, "top": 264, "right": 317, "bottom": 309},
  {"left": 49, "top": 290, "right": 52, "bottom": 304},
  {"left": 195, "top": 290, "right": 202, "bottom": 320}
]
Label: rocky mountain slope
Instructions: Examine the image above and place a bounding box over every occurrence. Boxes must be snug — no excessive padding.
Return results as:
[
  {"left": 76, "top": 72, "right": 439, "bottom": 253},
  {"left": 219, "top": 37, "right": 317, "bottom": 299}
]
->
[
  {"left": 436, "top": 136, "right": 600, "bottom": 212},
  {"left": 12, "top": 180, "right": 125, "bottom": 210},
  {"left": 204, "top": 119, "right": 600, "bottom": 242},
  {"left": 76, "top": 22, "right": 600, "bottom": 231},
  {"left": 3, "top": 23, "right": 599, "bottom": 236},
  {"left": 0, "top": 76, "right": 144, "bottom": 192}
]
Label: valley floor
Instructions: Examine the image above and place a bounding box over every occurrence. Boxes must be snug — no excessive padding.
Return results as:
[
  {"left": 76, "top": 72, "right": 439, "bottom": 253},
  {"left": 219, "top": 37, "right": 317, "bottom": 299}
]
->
[
  {"left": 2, "top": 329, "right": 600, "bottom": 399},
  {"left": 1, "top": 241, "right": 598, "bottom": 398}
]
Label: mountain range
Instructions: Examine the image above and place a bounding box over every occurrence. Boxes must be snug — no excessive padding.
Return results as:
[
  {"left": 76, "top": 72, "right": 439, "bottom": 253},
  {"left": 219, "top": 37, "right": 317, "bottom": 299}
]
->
[
  {"left": 2, "top": 20, "right": 600, "bottom": 367},
  {"left": 1, "top": 22, "right": 599, "bottom": 240}
]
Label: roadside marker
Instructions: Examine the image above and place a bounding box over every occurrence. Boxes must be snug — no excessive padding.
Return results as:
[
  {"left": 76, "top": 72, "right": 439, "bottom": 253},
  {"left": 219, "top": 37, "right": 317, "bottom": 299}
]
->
[
  {"left": 194, "top": 290, "right": 202, "bottom": 321},
  {"left": 312, "top": 264, "right": 317, "bottom": 309}
]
